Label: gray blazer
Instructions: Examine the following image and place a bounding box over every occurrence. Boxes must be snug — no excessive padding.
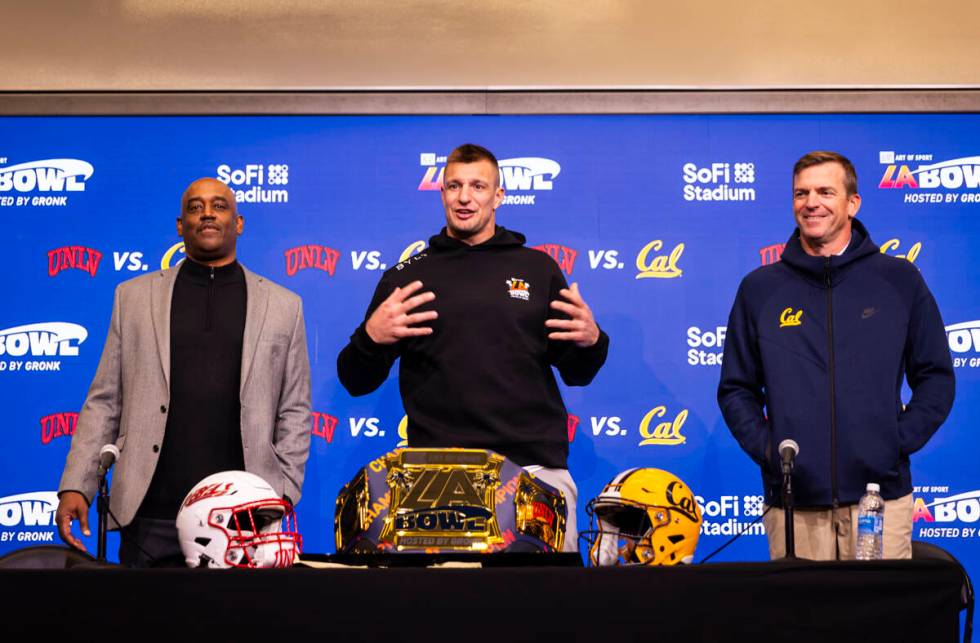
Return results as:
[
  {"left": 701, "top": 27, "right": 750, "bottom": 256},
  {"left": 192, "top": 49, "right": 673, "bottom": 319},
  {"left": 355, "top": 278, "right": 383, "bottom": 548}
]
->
[{"left": 59, "top": 263, "right": 312, "bottom": 528}]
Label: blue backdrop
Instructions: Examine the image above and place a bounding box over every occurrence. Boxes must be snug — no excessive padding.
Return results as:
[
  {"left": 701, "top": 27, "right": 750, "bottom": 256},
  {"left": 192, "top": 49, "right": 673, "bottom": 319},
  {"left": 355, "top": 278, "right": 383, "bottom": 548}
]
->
[{"left": 1, "top": 114, "right": 977, "bottom": 576}]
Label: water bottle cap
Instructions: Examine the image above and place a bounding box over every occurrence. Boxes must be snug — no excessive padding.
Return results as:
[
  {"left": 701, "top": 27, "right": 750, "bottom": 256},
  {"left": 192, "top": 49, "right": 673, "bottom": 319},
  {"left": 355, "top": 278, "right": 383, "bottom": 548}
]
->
[{"left": 867, "top": 483, "right": 880, "bottom": 492}]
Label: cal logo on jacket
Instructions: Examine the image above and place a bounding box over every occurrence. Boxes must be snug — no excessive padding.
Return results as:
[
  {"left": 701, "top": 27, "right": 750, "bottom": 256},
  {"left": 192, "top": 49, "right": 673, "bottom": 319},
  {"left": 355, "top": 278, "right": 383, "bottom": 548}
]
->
[{"left": 779, "top": 307, "right": 803, "bottom": 328}]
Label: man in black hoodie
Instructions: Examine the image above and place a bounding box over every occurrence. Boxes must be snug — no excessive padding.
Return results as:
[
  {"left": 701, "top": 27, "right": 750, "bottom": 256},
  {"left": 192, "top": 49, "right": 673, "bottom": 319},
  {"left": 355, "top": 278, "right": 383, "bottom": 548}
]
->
[
  {"left": 718, "top": 151, "right": 954, "bottom": 560},
  {"left": 338, "top": 144, "right": 609, "bottom": 551}
]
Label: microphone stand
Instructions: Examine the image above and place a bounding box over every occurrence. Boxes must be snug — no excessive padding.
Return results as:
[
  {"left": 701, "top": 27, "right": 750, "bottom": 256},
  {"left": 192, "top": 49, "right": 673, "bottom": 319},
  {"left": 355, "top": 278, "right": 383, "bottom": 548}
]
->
[
  {"left": 96, "top": 470, "right": 110, "bottom": 563},
  {"left": 781, "top": 460, "right": 796, "bottom": 559}
]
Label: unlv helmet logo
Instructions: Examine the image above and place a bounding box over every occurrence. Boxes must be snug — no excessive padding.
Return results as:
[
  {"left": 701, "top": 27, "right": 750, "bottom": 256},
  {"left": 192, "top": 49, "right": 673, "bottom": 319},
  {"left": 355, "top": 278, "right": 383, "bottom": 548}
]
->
[{"left": 183, "top": 482, "right": 234, "bottom": 507}]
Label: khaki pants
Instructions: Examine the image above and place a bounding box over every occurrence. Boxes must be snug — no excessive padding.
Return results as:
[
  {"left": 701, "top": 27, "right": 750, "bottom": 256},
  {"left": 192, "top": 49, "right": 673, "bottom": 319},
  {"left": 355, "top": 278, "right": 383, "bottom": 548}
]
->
[{"left": 762, "top": 493, "right": 913, "bottom": 560}]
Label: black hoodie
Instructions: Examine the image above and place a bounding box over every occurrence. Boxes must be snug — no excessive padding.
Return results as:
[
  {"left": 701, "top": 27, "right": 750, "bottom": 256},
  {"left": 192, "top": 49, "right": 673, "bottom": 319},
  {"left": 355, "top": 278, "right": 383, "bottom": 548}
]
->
[
  {"left": 338, "top": 226, "right": 609, "bottom": 467},
  {"left": 718, "top": 219, "right": 954, "bottom": 507}
]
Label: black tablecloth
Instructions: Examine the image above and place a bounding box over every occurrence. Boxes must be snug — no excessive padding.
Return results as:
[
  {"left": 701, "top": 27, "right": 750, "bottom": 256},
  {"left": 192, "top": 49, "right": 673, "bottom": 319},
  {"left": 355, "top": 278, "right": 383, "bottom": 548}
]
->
[{"left": 0, "top": 559, "right": 963, "bottom": 642}]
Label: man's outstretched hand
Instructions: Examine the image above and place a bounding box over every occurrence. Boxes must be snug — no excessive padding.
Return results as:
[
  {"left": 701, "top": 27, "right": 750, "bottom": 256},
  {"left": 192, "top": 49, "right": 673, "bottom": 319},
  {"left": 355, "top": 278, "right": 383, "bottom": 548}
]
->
[
  {"left": 365, "top": 281, "right": 438, "bottom": 345},
  {"left": 546, "top": 282, "right": 600, "bottom": 347}
]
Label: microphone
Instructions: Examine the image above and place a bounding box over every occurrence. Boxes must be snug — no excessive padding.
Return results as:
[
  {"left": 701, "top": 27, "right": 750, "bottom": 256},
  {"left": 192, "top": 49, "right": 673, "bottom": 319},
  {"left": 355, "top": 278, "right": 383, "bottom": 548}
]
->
[
  {"left": 95, "top": 443, "right": 120, "bottom": 563},
  {"left": 97, "top": 444, "right": 120, "bottom": 478},
  {"left": 779, "top": 439, "right": 799, "bottom": 474}
]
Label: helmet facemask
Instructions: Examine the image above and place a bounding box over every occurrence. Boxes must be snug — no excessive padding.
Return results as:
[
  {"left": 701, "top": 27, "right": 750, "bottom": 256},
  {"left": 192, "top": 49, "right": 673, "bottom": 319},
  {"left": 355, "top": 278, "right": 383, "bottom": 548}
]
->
[{"left": 214, "top": 499, "right": 301, "bottom": 568}]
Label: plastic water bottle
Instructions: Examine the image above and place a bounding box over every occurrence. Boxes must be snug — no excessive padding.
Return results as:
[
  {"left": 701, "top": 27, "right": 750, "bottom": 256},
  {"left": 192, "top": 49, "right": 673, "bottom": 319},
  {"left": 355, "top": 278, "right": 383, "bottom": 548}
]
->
[{"left": 855, "top": 482, "right": 884, "bottom": 560}]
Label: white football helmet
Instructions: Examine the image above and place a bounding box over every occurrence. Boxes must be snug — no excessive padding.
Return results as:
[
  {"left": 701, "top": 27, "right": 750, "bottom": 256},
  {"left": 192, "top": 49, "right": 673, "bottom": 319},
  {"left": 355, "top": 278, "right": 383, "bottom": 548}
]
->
[{"left": 176, "top": 471, "right": 301, "bottom": 568}]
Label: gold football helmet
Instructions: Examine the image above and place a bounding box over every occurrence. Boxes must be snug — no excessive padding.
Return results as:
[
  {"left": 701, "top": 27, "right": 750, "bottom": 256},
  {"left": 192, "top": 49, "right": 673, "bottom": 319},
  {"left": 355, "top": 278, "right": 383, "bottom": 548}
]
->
[{"left": 585, "top": 468, "right": 702, "bottom": 566}]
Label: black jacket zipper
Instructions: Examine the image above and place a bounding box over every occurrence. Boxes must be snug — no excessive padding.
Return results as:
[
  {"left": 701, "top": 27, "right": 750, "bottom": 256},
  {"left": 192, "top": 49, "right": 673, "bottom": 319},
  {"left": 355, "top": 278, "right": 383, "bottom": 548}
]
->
[
  {"left": 825, "top": 258, "right": 839, "bottom": 515},
  {"left": 206, "top": 266, "right": 214, "bottom": 331}
]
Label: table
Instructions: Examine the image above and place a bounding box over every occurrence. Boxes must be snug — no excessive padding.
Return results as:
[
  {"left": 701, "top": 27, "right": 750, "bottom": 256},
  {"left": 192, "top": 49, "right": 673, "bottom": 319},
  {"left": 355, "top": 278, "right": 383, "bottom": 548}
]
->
[{"left": 0, "top": 558, "right": 963, "bottom": 641}]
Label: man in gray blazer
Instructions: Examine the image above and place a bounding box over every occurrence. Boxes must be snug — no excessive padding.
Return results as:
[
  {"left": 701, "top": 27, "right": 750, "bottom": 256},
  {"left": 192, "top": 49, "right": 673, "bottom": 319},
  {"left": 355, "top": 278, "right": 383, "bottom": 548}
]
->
[{"left": 56, "top": 177, "right": 312, "bottom": 567}]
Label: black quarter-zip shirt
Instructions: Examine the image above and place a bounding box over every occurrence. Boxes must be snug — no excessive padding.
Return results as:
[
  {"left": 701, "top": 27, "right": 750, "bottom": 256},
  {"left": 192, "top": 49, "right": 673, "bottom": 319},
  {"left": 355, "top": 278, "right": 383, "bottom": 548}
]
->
[{"left": 138, "top": 258, "right": 247, "bottom": 519}]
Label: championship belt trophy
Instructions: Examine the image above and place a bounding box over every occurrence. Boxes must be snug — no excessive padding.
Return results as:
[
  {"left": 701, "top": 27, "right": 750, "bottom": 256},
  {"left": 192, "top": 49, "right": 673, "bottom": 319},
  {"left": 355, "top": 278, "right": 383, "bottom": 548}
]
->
[{"left": 335, "top": 449, "right": 566, "bottom": 553}]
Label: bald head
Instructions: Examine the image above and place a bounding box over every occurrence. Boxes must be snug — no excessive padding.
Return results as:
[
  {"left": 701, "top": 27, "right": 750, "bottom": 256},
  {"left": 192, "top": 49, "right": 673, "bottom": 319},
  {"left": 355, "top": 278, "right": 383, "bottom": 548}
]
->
[
  {"left": 181, "top": 177, "right": 237, "bottom": 214},
  {"left": 177, "top": 177, "right": 243, "bottom": 267}
]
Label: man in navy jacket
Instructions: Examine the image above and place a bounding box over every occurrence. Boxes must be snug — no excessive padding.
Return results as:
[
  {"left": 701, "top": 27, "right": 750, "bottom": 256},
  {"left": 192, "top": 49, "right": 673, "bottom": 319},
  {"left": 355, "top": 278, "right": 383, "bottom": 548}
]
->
[{"left": 718, "top": 150, "right": 954, "bottom": 560}]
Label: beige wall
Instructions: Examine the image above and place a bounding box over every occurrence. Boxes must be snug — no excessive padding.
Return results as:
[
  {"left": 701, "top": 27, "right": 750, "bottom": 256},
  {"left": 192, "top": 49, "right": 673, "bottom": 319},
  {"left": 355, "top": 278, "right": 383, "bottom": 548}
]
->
[{"left": 2, "top": 0, "right": 978, "bottom": 91}]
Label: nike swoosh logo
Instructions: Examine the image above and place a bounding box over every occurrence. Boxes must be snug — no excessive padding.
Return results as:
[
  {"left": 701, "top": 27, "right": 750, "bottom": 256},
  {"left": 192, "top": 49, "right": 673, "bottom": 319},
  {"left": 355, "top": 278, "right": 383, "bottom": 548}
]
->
[{"left": 862, "top": 307, "right": 877, "bottom": 319}]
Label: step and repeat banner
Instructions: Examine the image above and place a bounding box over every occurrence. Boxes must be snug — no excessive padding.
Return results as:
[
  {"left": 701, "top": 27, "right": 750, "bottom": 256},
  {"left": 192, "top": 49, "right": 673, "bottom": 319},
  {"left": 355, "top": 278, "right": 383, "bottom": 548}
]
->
[{"left": 1, "top": 114, "right": 978, "bottom": 575}]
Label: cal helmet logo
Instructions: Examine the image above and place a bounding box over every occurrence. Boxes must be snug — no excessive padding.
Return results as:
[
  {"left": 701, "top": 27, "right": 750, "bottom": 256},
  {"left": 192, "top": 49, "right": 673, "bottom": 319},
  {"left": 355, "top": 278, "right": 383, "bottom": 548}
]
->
[
  {"left": 506, "top": 278, "right": 530, "bottom": 301},
  {"left": 664, "top": 480, "right": 700, "bottom": 523},
  {"left": 779, "top": 308, "right": 803, "bottom": 328}
]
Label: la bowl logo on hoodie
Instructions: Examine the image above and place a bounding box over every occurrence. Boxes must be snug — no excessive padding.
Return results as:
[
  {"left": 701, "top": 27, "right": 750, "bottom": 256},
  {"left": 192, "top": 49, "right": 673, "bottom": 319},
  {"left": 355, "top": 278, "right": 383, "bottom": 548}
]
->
[
  {"left": 0, "top": 158, "right": 94, "bottom": 207},
  {"left": 505, "top": 277, "right": 530, "bottom": 301},
  {"left": 0, "top": 322, "right": 87, "bottom": 373},
  {"left": 417, "top": 152, "right": 560, "bottom": 206}
]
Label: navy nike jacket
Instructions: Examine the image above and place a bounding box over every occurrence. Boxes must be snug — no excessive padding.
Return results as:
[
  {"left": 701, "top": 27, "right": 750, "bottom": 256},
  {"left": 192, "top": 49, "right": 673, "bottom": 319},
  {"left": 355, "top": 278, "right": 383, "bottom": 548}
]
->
[{"left": 718, "top": 219, "right": 954, "bottom": 507}]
